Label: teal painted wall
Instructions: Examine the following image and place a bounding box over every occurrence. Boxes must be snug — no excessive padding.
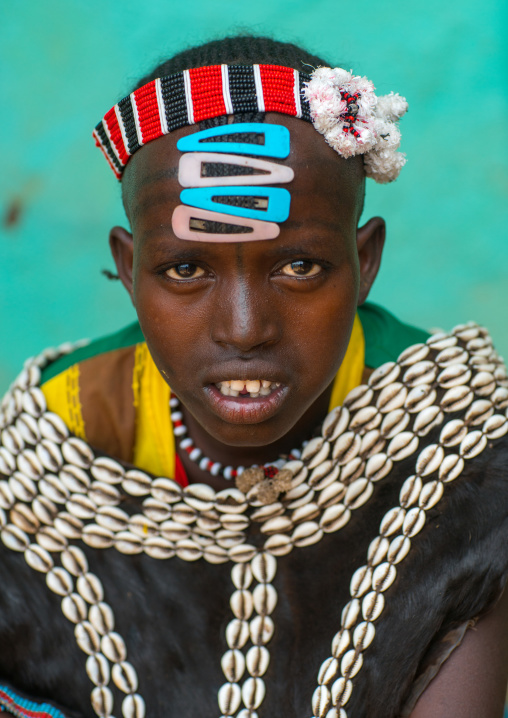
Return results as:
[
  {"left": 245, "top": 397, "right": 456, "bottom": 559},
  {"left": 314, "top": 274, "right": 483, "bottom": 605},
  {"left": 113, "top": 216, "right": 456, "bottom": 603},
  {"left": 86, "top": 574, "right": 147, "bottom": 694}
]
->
[{"left": 1, "top": 0, "right": 507, "bottom": 391}]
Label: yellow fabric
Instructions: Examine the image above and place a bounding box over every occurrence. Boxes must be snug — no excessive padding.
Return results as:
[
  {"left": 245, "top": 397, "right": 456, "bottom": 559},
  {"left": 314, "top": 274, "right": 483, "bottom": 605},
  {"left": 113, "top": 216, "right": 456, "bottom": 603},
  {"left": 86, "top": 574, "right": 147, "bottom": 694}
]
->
[
  {"left": 328, "top": 313, "right": 365, "bottom": 411},
  {"left": 41, "top": 313, "right": 364, "bottom": 479},
  {"left": 42, "top": 364, "right": 87, "bottom": 440},
  {"left": 132, "top": 343, "right": 175, "bottom": 478}
]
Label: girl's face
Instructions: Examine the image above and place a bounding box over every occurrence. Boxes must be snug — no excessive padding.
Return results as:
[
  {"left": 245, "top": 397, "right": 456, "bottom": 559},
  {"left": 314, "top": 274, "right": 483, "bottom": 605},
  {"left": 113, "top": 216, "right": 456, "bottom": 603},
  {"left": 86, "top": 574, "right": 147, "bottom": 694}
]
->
[{"left": 112, "top": 115, "right": 384, "bottom": 461}]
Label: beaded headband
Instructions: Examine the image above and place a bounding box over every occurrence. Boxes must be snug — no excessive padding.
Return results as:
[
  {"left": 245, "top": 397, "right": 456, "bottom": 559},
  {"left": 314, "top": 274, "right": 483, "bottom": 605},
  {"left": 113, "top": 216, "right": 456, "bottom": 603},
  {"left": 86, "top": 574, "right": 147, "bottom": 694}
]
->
[{"left": 93, "top": 63, "right": 407, "bottom": 184}]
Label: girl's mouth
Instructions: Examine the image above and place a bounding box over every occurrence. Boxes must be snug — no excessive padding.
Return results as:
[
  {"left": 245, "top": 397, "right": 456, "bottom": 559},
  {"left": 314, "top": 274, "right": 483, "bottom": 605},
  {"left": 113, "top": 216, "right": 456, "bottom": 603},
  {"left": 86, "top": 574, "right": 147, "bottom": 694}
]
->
[{"left": 204, "top": 380, "right": 288, "bottom": 424}]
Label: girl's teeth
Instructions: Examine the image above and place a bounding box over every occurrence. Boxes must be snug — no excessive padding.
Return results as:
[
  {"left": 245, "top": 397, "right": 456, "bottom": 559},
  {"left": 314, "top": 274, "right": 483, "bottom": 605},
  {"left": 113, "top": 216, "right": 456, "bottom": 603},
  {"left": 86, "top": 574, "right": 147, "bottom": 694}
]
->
[
  {"left": 216, "top": 380, "right": 280, "bottom": 397},
  {"left": 245, "top": 380, "right": 261, "bottom": 393}
]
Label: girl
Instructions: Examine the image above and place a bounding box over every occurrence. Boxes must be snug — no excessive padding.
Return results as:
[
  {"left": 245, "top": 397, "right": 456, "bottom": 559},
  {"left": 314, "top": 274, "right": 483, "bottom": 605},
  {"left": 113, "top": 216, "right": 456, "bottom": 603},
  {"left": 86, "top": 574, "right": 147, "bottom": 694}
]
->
[{"left": 0, "top": 35, "right": 507, "bottom": 718}]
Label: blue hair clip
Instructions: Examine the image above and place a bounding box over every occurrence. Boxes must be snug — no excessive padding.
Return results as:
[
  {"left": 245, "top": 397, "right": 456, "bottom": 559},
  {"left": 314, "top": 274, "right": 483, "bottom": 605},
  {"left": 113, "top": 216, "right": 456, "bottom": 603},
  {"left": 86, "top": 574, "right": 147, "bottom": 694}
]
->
[
  {"left": 180, "top": 187, "right": 291, "bottom": 223},
  {"left": 177, "top": 123, "right": 290, "bottom": 159}
]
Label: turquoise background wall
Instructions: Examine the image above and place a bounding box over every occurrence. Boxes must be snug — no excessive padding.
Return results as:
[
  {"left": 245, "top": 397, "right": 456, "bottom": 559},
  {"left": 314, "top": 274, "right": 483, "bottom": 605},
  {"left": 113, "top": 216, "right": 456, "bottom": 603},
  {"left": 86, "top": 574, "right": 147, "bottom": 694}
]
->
[{"left": 1, "top": 0, "right": 507, "bottom": 391}]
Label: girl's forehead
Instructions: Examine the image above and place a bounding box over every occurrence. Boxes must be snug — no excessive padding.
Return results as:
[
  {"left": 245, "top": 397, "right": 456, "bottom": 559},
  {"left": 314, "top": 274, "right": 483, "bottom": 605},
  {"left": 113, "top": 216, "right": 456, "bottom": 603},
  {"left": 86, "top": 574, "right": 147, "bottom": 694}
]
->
[{"left": 124, "top": 114, "right": 365, "bottom": 241}]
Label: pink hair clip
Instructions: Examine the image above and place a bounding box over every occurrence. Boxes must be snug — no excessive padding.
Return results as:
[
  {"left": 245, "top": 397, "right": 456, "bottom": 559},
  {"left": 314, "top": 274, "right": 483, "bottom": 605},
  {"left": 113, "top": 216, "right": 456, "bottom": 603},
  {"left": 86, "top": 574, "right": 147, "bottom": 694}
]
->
[
  {"left": 171, "top": 205, "right": 280, "bottom": 242},
  {"left": 178, "top": 152, "right": 294, "bottom": 188}
]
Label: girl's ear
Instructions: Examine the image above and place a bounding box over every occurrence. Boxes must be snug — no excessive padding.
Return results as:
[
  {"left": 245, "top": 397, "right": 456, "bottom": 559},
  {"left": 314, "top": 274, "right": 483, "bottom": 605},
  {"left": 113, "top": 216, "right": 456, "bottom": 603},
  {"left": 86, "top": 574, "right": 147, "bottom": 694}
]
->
[
  {"left": 109, "top": 226, "right": 135, "bottom": 304},
  {"left": 356, "top": 216, "right": 386, "bottom": 305}
]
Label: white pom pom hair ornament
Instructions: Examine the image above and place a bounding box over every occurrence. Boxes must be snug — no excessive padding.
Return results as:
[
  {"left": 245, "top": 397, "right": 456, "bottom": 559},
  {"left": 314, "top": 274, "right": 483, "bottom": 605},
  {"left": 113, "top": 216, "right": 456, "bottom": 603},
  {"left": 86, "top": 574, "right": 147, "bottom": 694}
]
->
[
  {"left": 304, "top": 67, "right": 408, "bottom": 183},
  {"left": 94, "top": 63, "right": 408, "bottom": 184}
]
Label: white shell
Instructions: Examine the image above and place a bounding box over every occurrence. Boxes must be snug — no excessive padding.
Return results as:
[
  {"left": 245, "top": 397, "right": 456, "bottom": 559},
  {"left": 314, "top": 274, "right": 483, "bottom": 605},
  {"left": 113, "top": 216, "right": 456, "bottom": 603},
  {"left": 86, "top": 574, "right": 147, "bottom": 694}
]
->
[
  {"left": 218, "top": 682, "right": 241, "bottom": 715},
  {"left": 349, "top": 407, "right": 380, "bottom": 434},
  {"left": 228, "top": 543, "right": 257, "bottom": 563},
  {"left": 10, "top": 502, "right": 40, "bottom": 533},
  {"left": 230, "top": 589, "right": 254, "bottom": 620},
  {"left": 46, "top": 566, "right": 73, "bottom": 596},
  {"left": 90, "top": 686, "right": 113, "bottom": 717},
  {"left": 101, "top": 631, "right": 127, "bottom": 662},
  {"left": 438, "top": 454, "right": 464, "bottom": 483},
  {"left": 253, "top": 583, "right": 278, "bottom": 615},
  {"left": 301, "top": 436, "right": 326, "bottom": 462},
  {"left": 350, "top": 565, "right": 373, "bottom": 598},
  {"left": 39, "top": 475, "right": 70, "bottom": 504},
  {"left": 312, "top": 684, "right": 332, "bottom": 717},
  {"left": 82, "top": 524, "right": 115, "bottom": 549},
  {"left": 0, "top": 447, "right": 16, "bottom": 476},
  {"left": 38, "top": 412, "right": 68, "bottom": 443},
  {"left": 416, "top": 444, "right": 445, "bottom": 477},
  {"left": 460, "top": 430, "right": 488, "bottom": 459},
  {"left": 380, "top": 409, "right": 410, "bottom": 439},
  {"left": 399, "top": 475, "right": 422, "bottom": 508},
  {"left": 439, "top": 419, "right": 468, "bottom": 447},
  {"left": 318, "top": 656, "right": 339, "bottom": 686},
  {"left": 340, "top": 648, "right": 364, "bottom": 678},
  {"left": 437, "top": 364, "right": 472, "bottom": 389},
  {"left": 403, "top": 361, "right": 437, "bottom": 388},
  {"left": 413, "top": 406, "right": 444, "bottom": 437},
  {"left": 440, "top": 386, "right": 474, "bottom": 413},
  {"left": 66, "top": 493, "right": 97, "bottom": 520},
  {"left": 112, "top": 660, "right": 139, "bottom": 693},
  {"left": 160, "top": 520, "right": 190, "bottom": 543},
  {"left": 36, "top": 439, "right": 63, "bottom": 472},
  {"left": 427, "top": 332, "right": 457, "bottom": 351},
  {"left": 61, "top": 437, "right": 94, "bottom": 469},
  {"left": 388, "top": 535, "right": 411, "bottom": 564},
  {"left": 115, "top": 531, "right": 143, "bottom": 555},
  {"left": 128, "top": 514, "right": 158, "bottom": 538},
  {"left": 320, "top": 505, "right": 351, "bottom": 534},
  {"left": 77, "top": 572, "right": 104, "bottom": 604},
  {"left": 143, "top": 536, "right": 175, "bottom": 560},
  {"left": 231, "top": 562, "right": 253, "bottom": 590},
  {"left": 86, "top": 653, "right": 110, "bottom": 687},
  {"left": 322, "top": 406, "right": 351, "bottom": 441},
  {"left": 483, "top": 414, "right": 508, "bottom": 440},
  {"left": 359, "top": 431, "right": 385, "bottom": 461},
  {"left": 471, "top": 371, "right": 496, "bottom": 397},
  {"left": 122, "top": 469, "right": 152, "bottom": 496},
  {"left": 50, "top": 513, "right": 81, "bottom": 540},
  {"left": 331, "top": 628, "right": 351, "bottom": 658},
  {"left": 183, "top": 483, "right": 215, "bottom": 512},
  {"left": 89, "top": 602, "right": 115, "bottom": 635},
  {"left": 221, "top": 649, "right": 246, "bottom": 682},
  {"left": 344, "top": 479, "right": 373, "bottom": 510},
  {"left": 1, "top": 523, "right": 29, "bottom": 551},
  {"left": 317, "top": 481, "right": 346, "bottom": 509},
  {"left": 404, "top": 385, "right": 436, "bottom": 413},
  {"left": 242, "top": 676, "right": 266, "bottom": 710},
  {"left": 90, "top": 456, "right": 125, "bottom": 484},
  {"left": 62, "top": 593, "right": 87, "bottom": 623},
  {"left": 361, "top": 591, "right": 385, "bottom": 621},
  {"left": 465, "top": 399, "right": 494, "bottom": 426},
  {"left": 203, "top": 544, "right": 229, "bottom": 564},
  {"left": 21, "top": 387, "right": 46, "bottom": 417},
  {"left": 226, "top": 618, "right": 249, "bottom": 649},
  {"left": 402, "top": 507, "right": 426, "bottom": 537},
  {"left": 60, "top": 465, "right": 90, "bottom": 494},
  {"left": 122, "top": 693, "right": 146, "bottom": 718},
  {"left": 331, "top": 677, "right": 353, "bottom": 707},
  {"left": 75, "top": 620, "right": 100, "bottom": 655},
  {"left": 376, "top": 382, "right": 407, "bottom": 413},
  {"left": 215, "top": 488, "right": 248, "bottom": 514},
  {"left": 263, "top": 533, "right": 293, "bottom": 557},
  {"left": 379, "top": 507, "right": 406, "bottom": 537},
  {"left": 62, "top": 545, "right": 89, "bottom": 575},
  {"left": 175, "top": 538, "right": 203, "bottom": 562},
  {"left": 368, "top": 362, "right": 400, "bottom": 390},
  {"left": 291, "top": 502, "right": 319, "bottom": 525},
  {"left": 418, "top": 480, "right": 444, "bottom": 510},
  {"left": 292, "top": 521, "right": 323, "bottom": 548},
  {"left": 372, "top": 562, "right": 397, "bottom": 592},
  {"left": 435, "top": 346, "right": 469, "bottom": 366},
  {"left": 341, "top": 599, "right": 361, "bottom": 629},
  {"left": 249, "top": 615, "right": 274, "bottom": 645},
  {"left": 1, "top": 426, "right": 24, "bottom": 454},
  {"left": 16, "top": 449, "right": 44, "bottom": 480},
  {"left": 353, "top": 621, "right": 376, "bottom": 650},
  {"left": 332, "top": 432, "right": 361, "bottom": 464},
  {"left": 89, "top": 481, "right": 120, "bottom": 507},
  {"left": 24, "top": 544, "right": 54, "bottom": 573},
  {"left": 308, "top": 461, "right": 339, "bottom": 490},
  {"left": 32, "top": 496, "right": 58, "bottom": 526},
  {"left": 245, "top": 646, "right": 271, "bottom": 681},
  {"left": 36, "top": 526, "right": 68, "bottom": 552},
  {"left": 387, "top": 432, "right": 419, "bottom": 461},
  {"left": 344, "top": 385, "right": 374, "bottom": 411},
  {"left": 307, "top": 441, "right": 331, "bottom": 470},
  {"left": 150, "top": 477, "right": 182, "bottom": 503},
  {"left": 251, "top": 552, "right": 277, "bottom": 583},
  {"left": 16, "top": 413, "right": 41, "bottom": 444},
  {"left": 398, "top": 342, "right": 430, "bottom": 366},
  {"left": 260, "top": 514, "right": 293, "bottom": 535},
  {"left": 367, "top": 536, "right": 389, "bottom": 566}
]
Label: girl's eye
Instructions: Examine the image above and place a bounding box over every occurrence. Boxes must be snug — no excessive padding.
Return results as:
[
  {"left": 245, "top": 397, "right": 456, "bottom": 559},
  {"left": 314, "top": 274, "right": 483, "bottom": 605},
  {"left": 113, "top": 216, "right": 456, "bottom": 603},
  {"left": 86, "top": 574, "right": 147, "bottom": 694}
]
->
[
  {"left": 165, "top": 263, "right": 205, "bottom": 280},
  {"left": 280, "top": 260, "right": 321, "bottom": 277}
]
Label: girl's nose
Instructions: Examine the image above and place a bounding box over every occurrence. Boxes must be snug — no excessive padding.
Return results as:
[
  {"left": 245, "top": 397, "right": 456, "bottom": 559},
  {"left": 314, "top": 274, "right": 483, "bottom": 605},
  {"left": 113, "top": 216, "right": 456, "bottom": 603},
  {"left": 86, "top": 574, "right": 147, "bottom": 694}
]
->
[{"left": 210, "top": 277, "right": 281, "bottom": 352}]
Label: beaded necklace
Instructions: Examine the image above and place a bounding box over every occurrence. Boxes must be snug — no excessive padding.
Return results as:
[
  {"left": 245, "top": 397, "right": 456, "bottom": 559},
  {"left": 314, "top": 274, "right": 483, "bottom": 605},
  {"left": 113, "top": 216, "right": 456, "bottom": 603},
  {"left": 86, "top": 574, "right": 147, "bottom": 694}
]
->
[
  {"left": 169, "top": 392, "right": 300, "bottom": 481},
  {"left": 0, "top": 323, "right": 507, "bottom": 718}
]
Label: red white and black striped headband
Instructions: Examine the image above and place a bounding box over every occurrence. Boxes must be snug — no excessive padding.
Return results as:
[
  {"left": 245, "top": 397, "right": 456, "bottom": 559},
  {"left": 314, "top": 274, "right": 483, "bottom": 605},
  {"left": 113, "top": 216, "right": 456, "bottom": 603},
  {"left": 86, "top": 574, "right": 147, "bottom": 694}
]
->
[{"left": 93, "top": 63, "right": 408, "bottom": 184}]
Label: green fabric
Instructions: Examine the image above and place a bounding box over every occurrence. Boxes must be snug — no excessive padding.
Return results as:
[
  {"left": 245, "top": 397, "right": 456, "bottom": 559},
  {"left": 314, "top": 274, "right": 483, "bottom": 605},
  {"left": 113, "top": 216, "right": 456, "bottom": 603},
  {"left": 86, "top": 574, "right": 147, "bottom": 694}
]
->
[
  {"left": 40, "top": 302, "right": 429, "bottom": 385},
  {"left": 40, "top": 321, "right": 145, "bottom": 385},
  {"left": 358, "top": 302, "right": 430, "bottom": 368}
]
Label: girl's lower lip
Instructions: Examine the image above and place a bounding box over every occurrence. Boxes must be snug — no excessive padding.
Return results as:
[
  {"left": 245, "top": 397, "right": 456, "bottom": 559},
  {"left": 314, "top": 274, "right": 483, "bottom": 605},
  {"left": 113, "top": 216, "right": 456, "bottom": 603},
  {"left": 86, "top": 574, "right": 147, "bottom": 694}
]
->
[{"left": 204, "top": 384, "right": 288, "bottom": 424}]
